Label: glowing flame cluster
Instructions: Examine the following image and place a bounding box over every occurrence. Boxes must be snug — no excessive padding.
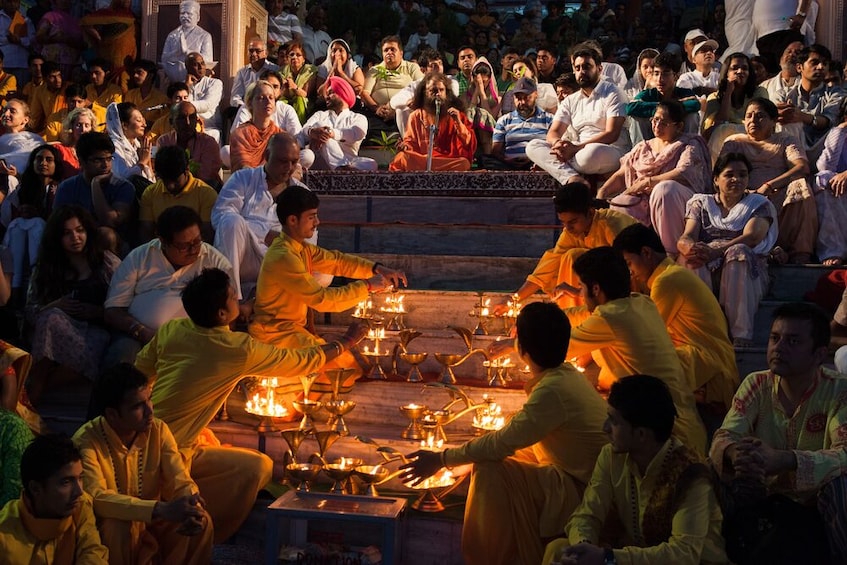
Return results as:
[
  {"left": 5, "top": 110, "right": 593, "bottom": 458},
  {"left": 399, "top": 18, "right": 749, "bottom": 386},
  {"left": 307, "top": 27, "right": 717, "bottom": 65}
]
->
[
  {"left": 473, "top": 395, "right": 505, "bottom": 430},
  {"left": 504, "top": 293, "right": 522, "bottom": 318},
  {"left": 484, "top": 357, "right": 514, "bottom": 369},
  {"left": 420, "top": 432, "right": 444, "bottom": 451},
  {"left": 353, "top": 296, "right": 375, "bottom": 319},
  {"left": 245, "top": 378, "right": 289, "bottom": 418},
  {"left": 410, "top": 468, "right": 454, "bottom": 489},
  {"left": 380, "top": 291, "right": 406, "bottom": 314},
  {"left": 363, "top": 326, "right": 387, "bottom": 355}
]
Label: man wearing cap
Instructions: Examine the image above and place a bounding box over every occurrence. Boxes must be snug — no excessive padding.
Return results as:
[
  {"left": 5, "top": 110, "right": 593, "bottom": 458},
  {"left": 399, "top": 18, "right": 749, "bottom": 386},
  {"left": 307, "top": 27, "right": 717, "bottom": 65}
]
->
[
  {"left": 680, "top": 28, "right": 709, "bottom": 73},
  {"left": 298, "top": 76, "right": 376, "bottom": 171},
  {"left": 485, "top": 77, "right": 554, "bottom": 170},
  {"left": 677, "top": 39, "right": 720, "bottom": 97}
]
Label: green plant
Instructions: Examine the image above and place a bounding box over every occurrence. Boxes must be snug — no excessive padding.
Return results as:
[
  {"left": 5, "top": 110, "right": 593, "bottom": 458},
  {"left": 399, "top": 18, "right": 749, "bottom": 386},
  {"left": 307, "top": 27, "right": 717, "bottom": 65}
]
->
[{"left": 366, "top": 130, "right": 400, "bottom": 154}]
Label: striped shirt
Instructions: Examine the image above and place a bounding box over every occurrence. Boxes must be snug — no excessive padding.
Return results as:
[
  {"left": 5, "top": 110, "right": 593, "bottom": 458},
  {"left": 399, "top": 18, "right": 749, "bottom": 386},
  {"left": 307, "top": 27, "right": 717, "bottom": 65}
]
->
[{"left": 493, "top": 106, "right": 554, "bottom": 160}]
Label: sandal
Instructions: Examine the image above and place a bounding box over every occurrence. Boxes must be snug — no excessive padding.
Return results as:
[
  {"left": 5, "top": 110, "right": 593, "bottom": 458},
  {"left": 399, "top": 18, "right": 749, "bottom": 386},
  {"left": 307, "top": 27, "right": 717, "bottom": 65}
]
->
[{"left": 768, "top": 246, "right": 789, "bottom": 265}]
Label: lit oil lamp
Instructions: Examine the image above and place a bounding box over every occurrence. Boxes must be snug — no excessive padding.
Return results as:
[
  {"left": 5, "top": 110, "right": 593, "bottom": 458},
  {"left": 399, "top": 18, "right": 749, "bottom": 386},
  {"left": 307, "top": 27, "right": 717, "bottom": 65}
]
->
[
  {"left": 472, "top": 394, "right": 506, "bottom": 432},
  {"left": 322, "top": 457, "right": 364, "bottom": 494},
  {"left": 469, "top": 292, "right": 492, "bottom": 335},
  {"left": 483, "top": 356, "right": 514, "bottom": 387},
  {"left": 407, "top": 468, "right": 462, "bottom": 512},
  {"left": 353, "top": 294, "right": 377, "bottom": 320},
  {"left": 380, "top": 289, "right": 406, "bottom": 331},
  {"left": 500, "top": 293, "right": 522, "bottom": 334},
  {"left": 399, "top": 403, "right": 428, "bottom": 440},
  {"left": 244, "top": 377, "right": 289, "bottom": 433},
  {"left": 362, "top": 324, "right": 389, "bottom": 380}
]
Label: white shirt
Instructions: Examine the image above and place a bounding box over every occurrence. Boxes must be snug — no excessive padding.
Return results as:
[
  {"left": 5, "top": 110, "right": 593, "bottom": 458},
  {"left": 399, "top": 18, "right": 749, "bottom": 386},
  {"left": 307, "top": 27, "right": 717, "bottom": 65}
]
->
[
  {"left": 299, "top": 108, "right": 368, "bottom": 156},
  {"left": 600, "top": 63, "right": 627, "bottom": 90},
  {"left": 676, "top": 69, "right": 720, "bottom": 90},
  {"left": 554, "top": 79, "right": 628, "bottom": 149},
  {"left": 267, "top": 11, "right": 302, "bottom": 45},
  {"left": 230, "top": 100, "right": 302, "bottom": 135},
  {"left": 404, "top": 32, "right": 439, "bottom": 60},
  {"left": 105, "top": 239, "right": 233, "bottom": 329},
  {"left": 760, "top": 74, "right": 797, "bottom": 102},
  {"left": 230, "top": 61, "right": 279, "bottom": 107},
  {"left": 752, "top": 0, "right": 796, "bottom": 37},
  {"left": 301, "top": 25, "right": 331, "bottom": 64},
  {"left": 211, "top": 166, "right": 309, "bottom": 245},
  {"left": 189, "top": 75, "right": 223, "bottom": 129},
  {"left": 161, "top": 25, "right": 214, "bottom": 82}
]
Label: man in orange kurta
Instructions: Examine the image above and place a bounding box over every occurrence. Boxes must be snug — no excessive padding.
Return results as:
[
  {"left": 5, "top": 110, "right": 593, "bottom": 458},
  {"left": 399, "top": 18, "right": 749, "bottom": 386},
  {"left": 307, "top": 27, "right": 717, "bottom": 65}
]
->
[{"left": 390, "top": 72, "right": 476, "bottom": 171}]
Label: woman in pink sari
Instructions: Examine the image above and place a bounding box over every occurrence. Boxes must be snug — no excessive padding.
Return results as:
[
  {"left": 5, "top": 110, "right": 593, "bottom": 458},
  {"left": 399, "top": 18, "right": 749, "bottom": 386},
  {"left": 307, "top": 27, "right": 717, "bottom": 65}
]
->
[
  {"left": 36, "top": 0, "right": 84, "bottom": 79},
  {"left": 598, "top": 100, "right": 712, "bottom": 255}
]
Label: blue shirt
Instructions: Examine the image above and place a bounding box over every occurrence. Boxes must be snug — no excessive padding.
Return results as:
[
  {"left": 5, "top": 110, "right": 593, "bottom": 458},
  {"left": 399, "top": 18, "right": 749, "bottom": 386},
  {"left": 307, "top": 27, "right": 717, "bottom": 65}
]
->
[
  {"left": 54, "top": 174, "right": 137, "bottom": 242},
  {"left": 54, "top": 174, "right": 136, "bottom": 217},
  {"left": 493, "top": 106, "right": 555, "bottom": 160}
]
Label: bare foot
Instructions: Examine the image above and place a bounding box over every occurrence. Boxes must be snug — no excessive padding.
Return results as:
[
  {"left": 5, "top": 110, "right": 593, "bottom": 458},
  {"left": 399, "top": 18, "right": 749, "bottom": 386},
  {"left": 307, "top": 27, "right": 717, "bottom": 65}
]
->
[{"left": 823, "top": 257, "right": 844, "bottom": 266}]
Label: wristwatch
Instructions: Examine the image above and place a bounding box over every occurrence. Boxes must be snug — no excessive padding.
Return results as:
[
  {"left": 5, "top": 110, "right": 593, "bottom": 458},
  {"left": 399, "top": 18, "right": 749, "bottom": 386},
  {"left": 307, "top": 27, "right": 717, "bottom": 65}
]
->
[{"left": 604, "top": 548, "right": 617, "bottom": 565}]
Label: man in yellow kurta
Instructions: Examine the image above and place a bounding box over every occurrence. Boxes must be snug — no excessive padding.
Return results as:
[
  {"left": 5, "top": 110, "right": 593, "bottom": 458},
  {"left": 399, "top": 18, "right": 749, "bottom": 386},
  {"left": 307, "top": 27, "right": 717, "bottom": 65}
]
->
[
  {"left": 401, "top": 302, "right": 609, "bottom": 565},
  {"left": 544, "top": 375, "right": 728, "bottom": 565},
  {"left": 74, "top": 364, "right": 213, "bottom": 565},
  {"left": 563, "top": 247, "right": 707, "bottom": 455},
  {"left": 28, "top": 61, "right": 66, "bottom": 134},
  {"left": 613, "top": 224, "right": 739, "bottom": 413},
  {"left": 135, "top": 268, "right": 366, "bottom": 542},
  {"left": 0, "top": 434, "right": 109, "bottom": 564},
  {"left": 495, "top": 182, "right": 636, "bottom": 313},
  {"left": 249, "top": 185, "right": 406, "bottom": 396}
]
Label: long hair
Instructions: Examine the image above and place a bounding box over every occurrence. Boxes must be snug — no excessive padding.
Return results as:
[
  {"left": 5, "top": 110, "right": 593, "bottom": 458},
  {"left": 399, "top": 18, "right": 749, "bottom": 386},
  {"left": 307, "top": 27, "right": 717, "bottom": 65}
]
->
[
  {"left": 31, "top": 205, "right": 106, "bottom": 304},
  {"left": 717, "top": 52, "right": 758, "bottom": 100},
  {"left": 410, "top": 72, "right": 465, "bottom": 112},
  {"left": 17, "top": 145, "right": 64, "bottom": 214}
]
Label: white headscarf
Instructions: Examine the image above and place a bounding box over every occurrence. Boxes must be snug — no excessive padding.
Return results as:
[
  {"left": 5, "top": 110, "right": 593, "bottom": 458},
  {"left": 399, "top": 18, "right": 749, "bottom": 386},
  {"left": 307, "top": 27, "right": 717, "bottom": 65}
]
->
[
  {"left": 317, "top": 39, "right": 360, "bottom": 80},
  {"left": 105, "top": 102, "right": 154, "bottom": 181}
]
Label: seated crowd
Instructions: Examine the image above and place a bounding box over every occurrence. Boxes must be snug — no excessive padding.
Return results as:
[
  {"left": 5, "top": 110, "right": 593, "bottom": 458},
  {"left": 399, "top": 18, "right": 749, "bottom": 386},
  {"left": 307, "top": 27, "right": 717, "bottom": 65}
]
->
[{"left": 0, "top": 1, "right": 846, "bottom": 564}]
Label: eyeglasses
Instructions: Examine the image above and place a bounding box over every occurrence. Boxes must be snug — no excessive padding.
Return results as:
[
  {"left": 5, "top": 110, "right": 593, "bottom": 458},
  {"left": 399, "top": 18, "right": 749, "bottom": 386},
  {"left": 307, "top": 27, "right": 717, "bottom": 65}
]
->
[
  {"left": 168, "top": 237, "right": 203, "bottom": 252},
  {"left": 248, "top": 48, "right": 265, "bottom": 53},
  {"left": 650, "top": 117, "right": 677, "bottom": 126}
]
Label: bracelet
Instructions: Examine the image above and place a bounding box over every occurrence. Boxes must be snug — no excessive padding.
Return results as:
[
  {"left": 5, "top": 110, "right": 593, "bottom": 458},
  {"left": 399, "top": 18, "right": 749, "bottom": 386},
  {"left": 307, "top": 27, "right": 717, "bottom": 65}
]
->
[
  {"left": 332, "top": 341, "right": 344, "bottom": 356},
  {"left": 439, "top": 450, "right": 447, "bottom": 468},
  {"left": 129, "top": 322, "right": 144, "bottom": 340}
]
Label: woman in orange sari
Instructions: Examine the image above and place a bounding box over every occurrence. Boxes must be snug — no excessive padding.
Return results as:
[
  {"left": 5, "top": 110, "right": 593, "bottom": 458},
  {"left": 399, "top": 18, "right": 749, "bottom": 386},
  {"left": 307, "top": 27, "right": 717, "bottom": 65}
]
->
[{"left": 390, "top": 72, "right": 476, "bottom": 171}]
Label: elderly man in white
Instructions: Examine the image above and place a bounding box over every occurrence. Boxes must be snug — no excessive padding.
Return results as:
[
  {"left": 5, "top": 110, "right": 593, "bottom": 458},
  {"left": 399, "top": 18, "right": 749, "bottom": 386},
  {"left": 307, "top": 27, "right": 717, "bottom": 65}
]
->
[
  {"left": 526, "top": 47, "right": 629, "bottom": 187},
  {"left": 161, "top": 0, "right": 214, "bottom": 83},
  {"left": 212, "top": 132, "right": 327, "bottom": 301},
  {"left": 230, "top": 39, "right": 278, "bottom": 108},
  {"left": 298, "top": 76, "right": 376, "bottom": 171},
  {"left": 184, "top": 51, "right": 223, "bottom": 141}
]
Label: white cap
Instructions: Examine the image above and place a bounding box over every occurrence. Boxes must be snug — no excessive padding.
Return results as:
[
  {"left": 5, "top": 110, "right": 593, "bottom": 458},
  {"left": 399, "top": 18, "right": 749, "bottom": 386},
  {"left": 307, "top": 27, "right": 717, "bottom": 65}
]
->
[
  {"left": 684, "top": 28, "right": 708, "bottom": 43},
  {"left": 692, "top": 39, "right": 719, "bottom": 55}
]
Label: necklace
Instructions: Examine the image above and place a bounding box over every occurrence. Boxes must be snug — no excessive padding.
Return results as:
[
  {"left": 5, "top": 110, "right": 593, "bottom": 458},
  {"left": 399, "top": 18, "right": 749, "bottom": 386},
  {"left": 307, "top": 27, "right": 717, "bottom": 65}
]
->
[{"left": 99, "top": 419, "right": 144, "bottom": 496}]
